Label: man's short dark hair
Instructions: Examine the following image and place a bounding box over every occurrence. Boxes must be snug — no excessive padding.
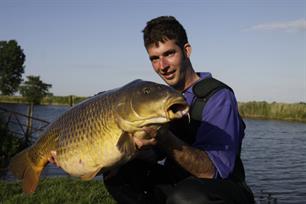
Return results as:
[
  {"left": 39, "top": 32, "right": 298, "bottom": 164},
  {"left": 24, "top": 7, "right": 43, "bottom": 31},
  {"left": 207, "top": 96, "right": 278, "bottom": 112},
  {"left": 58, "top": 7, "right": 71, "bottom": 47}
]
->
[{"left": 142, "top": 16, "right": 188, "bottom": 49}]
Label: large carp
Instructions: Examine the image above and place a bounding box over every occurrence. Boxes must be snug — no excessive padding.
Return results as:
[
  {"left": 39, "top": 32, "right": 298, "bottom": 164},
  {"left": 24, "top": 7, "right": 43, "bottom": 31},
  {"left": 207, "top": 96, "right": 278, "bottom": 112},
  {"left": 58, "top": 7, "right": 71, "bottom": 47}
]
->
[{"left": 9, "top": 79, "right": 189, "bottom": 194}]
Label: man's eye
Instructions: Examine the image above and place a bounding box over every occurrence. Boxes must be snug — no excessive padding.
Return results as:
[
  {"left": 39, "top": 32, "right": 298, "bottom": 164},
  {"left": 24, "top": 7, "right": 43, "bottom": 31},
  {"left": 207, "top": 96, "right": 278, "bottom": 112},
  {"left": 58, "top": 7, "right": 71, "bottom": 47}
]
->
[
  {"left": 167, "top": 52, "right": 174, "bottom": 57},
  {"left": 151, "top": 58, "right": 159, "bottom": 63}
]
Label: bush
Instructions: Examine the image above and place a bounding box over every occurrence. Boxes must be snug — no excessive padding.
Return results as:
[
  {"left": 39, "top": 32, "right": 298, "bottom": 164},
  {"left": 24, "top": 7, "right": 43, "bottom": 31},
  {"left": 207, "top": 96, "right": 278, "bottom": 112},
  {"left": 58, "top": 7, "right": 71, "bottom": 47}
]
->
[{"left": 0, "top": 120, "right": 23, "bottom": 168}]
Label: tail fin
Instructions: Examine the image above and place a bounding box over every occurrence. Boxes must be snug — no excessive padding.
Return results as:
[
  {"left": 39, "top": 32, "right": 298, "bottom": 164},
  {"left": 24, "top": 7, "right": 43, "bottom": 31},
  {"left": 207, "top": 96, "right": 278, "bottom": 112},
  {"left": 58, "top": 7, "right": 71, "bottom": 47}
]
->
[{"left": 9, "top": 148, "right": 45, "bottom": 194}]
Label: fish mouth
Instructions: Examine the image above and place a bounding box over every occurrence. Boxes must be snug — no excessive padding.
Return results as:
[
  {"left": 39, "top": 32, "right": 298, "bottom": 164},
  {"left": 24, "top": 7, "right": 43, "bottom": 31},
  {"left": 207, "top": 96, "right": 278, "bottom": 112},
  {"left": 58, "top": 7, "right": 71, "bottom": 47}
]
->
[
  {"left": 133, "top": 99, "right": 189, "bottom": 130},
  {"left": 117, "top": 97, "right": 189, "bottom": 132},
  {"left": 165, "top": 98, "right": 189, "bottom": 120}
]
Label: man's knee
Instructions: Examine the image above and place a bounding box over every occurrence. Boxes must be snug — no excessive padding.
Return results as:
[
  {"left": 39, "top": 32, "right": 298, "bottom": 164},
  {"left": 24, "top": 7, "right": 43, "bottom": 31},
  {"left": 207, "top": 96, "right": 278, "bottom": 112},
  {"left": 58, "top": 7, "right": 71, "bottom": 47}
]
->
[
  {"left": 166, "top": 177, "right": 221, "bottom": 204},
  {"left": 166, "top": 187, "right": 215, "bottom": 204},
  {"left": 166, "top": 177, "right": 231, "bottom": 204}
]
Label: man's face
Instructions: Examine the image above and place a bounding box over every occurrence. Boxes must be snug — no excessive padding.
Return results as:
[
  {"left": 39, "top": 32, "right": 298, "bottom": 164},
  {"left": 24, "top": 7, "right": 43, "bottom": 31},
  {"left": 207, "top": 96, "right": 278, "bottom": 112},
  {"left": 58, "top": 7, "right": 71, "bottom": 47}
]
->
[{"left": 146, "top": 40, "right": 191, "bottom": 90}]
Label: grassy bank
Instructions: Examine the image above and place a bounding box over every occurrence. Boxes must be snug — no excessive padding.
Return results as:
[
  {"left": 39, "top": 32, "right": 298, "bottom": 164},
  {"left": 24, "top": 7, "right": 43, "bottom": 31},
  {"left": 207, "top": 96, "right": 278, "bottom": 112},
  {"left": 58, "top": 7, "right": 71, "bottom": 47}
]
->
[
  {"left": 238, "top": 101, "right": 306, "bottom": 123},
  {"left": 0, "top": 95, "right": 87, "bottom": 106},
  {"left": 0, "top": 177, "right": 116, "bottom": 204}
]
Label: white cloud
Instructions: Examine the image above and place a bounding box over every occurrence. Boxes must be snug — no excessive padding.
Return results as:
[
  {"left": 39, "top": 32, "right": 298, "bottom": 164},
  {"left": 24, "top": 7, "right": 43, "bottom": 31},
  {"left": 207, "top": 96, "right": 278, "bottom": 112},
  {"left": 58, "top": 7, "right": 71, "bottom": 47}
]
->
[{"left": 244, "top": 19, "right": 306, "bottom": 32}]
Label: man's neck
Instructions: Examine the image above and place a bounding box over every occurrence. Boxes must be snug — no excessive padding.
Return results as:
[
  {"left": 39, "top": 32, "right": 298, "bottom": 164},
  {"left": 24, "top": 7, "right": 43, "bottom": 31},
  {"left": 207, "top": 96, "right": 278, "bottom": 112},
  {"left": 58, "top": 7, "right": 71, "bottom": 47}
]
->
[{"left": 178, "top": 69, "right": 200, "bottom": 93}]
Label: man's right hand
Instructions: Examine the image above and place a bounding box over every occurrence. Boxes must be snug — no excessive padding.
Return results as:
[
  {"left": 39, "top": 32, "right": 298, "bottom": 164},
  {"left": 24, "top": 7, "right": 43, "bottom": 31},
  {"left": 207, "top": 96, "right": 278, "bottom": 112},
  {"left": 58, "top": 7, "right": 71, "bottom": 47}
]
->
[{"left": 132, "top": 126, "right": 160, "bottom": 150}]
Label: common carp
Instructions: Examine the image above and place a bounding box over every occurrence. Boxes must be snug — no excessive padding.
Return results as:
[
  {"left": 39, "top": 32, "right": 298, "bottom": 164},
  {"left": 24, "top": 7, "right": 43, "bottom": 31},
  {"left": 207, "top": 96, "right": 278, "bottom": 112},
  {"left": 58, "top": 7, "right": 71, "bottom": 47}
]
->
[{"left": 9, "top": 79, "right": 189, "bottom": 194}]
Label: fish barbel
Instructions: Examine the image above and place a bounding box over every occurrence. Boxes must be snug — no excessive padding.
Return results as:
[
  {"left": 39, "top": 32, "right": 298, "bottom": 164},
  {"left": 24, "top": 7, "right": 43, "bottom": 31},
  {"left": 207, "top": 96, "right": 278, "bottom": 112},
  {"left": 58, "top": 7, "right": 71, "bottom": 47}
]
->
[{"left": 9, "top": 79, "right": 189, "bottom": 194}]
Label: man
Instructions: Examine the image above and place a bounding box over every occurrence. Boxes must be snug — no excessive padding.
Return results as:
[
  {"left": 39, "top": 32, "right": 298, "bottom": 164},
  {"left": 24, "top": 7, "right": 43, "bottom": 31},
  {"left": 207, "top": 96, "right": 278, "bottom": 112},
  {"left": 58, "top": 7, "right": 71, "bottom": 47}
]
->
[{"left": 104, "top": 16, "right": 254, "bottom": 204}]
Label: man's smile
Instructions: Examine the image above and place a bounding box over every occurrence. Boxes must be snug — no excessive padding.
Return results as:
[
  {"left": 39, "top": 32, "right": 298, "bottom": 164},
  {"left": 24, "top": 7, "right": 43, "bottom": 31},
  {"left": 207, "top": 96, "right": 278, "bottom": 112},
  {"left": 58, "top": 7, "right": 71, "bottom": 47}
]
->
[{"left": 161, "top": 69, "right": 176, "bottom": 80}]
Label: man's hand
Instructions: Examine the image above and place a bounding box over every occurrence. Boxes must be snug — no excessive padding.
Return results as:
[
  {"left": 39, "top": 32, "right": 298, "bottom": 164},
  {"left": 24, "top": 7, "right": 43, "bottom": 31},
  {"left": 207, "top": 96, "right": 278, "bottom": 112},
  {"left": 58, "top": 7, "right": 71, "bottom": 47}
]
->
[
  {"left": 132, "top": 126, "right": 163, "bottom": 150},
  {"left": 133, "top": 137, "right": 157, "bottom": 150},
  {"left": 155, "top": 127, "right": 216, "bottom": 179}
]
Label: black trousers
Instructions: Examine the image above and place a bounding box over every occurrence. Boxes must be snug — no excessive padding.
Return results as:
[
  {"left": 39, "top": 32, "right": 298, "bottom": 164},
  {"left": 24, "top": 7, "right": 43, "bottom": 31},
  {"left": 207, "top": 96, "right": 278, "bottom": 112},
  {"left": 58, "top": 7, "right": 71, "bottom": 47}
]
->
[{"left": 104, "top": 159, "right": 255, "bottom": 204}]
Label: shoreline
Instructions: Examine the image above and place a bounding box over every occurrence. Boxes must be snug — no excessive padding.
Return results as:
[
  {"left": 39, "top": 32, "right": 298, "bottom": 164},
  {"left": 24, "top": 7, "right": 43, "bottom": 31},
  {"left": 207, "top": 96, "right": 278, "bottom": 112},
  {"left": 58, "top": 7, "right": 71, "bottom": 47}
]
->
[
  {"left": 0, "top": 96, "right": 305, "bottom": 123},
  {"left": 238, "top": 101, "right": 306, "bottom": 123},
  {"left": 240, "top": 115, "right": 306, "bottom": 124}
]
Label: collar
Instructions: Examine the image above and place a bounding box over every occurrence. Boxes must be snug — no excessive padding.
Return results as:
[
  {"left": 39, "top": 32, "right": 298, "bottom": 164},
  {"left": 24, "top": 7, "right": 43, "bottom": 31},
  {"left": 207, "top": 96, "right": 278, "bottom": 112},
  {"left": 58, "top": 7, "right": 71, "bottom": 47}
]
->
[{"left": 183, "top": 72, "right": 212, "bottom": 95}]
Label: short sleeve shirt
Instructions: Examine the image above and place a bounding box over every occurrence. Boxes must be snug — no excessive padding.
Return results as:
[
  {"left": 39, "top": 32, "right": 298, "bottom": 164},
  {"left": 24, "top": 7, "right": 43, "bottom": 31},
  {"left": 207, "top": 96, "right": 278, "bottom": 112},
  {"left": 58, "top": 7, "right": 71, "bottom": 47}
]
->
[{"left": 183, "top": 72, "right": 244, "bottom": 178}]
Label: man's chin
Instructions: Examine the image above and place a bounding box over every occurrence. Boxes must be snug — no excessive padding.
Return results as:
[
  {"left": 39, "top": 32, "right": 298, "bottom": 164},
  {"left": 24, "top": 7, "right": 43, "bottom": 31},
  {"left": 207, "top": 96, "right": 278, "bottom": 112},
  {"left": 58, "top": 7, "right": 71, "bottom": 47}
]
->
[{"left": 163, "top": 78, "right": 177, "bottom": 87}]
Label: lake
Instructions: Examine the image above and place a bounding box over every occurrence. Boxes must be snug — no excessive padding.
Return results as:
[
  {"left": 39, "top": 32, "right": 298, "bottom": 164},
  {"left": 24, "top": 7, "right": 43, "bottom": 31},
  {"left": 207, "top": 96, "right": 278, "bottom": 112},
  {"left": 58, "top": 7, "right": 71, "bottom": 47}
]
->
[{"left": 1, "top": 103, "right": 306, "bottom": 203}]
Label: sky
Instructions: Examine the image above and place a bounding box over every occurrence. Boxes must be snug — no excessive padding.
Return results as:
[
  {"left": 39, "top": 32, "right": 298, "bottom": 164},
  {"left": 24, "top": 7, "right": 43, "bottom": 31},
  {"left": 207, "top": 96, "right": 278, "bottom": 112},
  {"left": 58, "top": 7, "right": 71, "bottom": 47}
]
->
[{"left": 0, "top": 0, "right": 305, "bottom": 103}]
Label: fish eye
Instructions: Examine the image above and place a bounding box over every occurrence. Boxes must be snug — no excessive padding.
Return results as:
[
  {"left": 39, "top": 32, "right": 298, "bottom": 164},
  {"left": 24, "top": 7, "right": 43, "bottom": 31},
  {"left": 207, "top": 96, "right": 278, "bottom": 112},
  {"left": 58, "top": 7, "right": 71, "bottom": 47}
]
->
[{"left": 143, "top": 87, "right": 151, "bottom": 95}]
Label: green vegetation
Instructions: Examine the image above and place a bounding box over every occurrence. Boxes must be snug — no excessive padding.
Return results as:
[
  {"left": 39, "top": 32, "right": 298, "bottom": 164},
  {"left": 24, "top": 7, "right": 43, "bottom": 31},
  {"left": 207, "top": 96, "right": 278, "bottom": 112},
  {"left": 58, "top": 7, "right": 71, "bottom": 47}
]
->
[
  {"left": 0, "top": 95, "right": 87, "bottom": 106},
  {"left": 238, "top": 101, "right": 306, "bottom": 123},
  {"left": 0, "top": 40, "right": 25, "bottom": 95},
  {"left": 19, "top": 75, "right": 52, "bottom": 105},
  {"left": 0, "top": 40, "right": 54, "bottom": 105},
  {"left": 42, "top": 95, "right": 87, "bottom": 106},
  {"left": 0, "top": 177, "right": 116, "bottom": 204},
  {"left": 0, "top": 119, "right": 23, "bottom": 168}
]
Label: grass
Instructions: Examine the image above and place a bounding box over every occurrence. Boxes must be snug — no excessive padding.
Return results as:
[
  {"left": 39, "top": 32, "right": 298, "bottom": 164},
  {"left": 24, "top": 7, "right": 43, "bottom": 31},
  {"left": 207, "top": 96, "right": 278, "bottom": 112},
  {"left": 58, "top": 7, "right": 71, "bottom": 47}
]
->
[{"left": 0, "top": 177, "right": 116, "bottom": 204}]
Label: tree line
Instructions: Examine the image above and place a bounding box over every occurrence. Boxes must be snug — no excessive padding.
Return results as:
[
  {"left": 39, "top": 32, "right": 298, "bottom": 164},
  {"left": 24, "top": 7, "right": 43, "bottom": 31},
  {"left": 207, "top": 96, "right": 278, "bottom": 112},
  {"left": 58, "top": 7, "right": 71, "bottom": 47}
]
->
[{"left": 0, "top": 40, "right": 52, "bottom": 104}]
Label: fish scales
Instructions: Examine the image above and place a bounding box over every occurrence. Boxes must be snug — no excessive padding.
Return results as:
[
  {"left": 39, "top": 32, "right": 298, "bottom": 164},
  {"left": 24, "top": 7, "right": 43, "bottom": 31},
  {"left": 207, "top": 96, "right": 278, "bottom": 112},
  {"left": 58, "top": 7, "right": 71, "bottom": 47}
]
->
[
  {"left": 56, "top": 91, "right": 122, "bottom": 174},
  {"left": 9, "top": 79, "right": 189, "bottom": 194}
]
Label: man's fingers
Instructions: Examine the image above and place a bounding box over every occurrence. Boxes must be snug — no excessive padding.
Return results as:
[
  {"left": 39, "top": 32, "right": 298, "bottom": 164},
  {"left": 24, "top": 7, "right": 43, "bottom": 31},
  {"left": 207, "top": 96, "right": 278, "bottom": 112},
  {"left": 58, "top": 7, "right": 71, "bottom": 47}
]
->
[
  {"left": 134, "top": 137, "right": 157, "bottom": 150},
  {"left": 143, "top": 126, "right": 159, "bottom": 138}
]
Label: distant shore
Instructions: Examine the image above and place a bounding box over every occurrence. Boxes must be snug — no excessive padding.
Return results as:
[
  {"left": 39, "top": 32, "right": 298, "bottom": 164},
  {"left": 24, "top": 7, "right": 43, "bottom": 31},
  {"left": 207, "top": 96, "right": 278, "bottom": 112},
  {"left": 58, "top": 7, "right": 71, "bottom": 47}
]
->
[
  {"left": 0, "top": 95, "right": 305, "bottom": 123},
  {"left": 238, "top": 101, "right": 306, "bottom": 123},
  {"left": 0, "top": 95, "right": 87, "bottom": 106}
]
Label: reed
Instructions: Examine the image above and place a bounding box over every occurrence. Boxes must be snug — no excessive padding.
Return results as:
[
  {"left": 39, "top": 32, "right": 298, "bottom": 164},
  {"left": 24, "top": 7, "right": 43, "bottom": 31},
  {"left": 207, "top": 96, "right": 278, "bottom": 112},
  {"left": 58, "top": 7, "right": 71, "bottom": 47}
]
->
[{"left": 238, "top": 101, "right": 306, "bottom": 123}]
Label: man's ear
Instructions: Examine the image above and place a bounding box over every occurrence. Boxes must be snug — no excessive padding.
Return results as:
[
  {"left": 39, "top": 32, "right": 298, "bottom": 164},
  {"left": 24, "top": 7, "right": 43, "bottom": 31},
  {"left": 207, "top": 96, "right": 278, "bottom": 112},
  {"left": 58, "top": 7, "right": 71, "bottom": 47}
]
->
[{"left": 183, "top": 43, "right": 192, "bottom": 58}]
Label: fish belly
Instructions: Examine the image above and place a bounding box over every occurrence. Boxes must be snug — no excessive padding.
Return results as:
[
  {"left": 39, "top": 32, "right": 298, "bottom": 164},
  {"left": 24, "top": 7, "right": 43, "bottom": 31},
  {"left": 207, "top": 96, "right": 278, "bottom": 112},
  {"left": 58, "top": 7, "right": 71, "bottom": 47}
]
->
[
  {"left": 42, "top": 91, "right": 124, "bottom": 177},
  {"left": 56, "top": 139, "right": 124, "bottom": 177}
]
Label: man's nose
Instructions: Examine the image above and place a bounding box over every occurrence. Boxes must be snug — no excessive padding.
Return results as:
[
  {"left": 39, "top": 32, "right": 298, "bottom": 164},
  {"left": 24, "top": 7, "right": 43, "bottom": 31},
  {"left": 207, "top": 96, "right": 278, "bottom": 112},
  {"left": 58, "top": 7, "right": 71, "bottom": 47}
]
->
[{"left": 159, "top": 57, "right": 169, "bottom": 70}]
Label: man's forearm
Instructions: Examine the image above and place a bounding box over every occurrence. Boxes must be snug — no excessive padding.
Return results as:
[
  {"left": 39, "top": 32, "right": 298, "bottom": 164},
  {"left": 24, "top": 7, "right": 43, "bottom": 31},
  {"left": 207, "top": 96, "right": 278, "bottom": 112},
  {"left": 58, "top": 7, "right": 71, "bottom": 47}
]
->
[{"left": 157, "top": 129, "right": 215, "bottom": 178}]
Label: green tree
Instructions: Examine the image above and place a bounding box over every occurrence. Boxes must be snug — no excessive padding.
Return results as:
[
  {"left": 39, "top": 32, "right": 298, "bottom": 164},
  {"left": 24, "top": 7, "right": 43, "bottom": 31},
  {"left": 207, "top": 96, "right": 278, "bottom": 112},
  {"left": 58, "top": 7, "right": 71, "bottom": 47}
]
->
[
  {"left": 0, "top": 40, "right": 25, "bottom": 95},
  {"left": 19, "top": 75, "right": 52, "bottom": 104}
]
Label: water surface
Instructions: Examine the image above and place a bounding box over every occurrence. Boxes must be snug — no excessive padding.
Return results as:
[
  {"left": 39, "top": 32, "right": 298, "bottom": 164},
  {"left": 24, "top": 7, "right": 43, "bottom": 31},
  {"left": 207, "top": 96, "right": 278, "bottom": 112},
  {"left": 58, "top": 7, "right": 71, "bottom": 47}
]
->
[{"left": 1, "top": 103, "right": 306, "bottom": 203}]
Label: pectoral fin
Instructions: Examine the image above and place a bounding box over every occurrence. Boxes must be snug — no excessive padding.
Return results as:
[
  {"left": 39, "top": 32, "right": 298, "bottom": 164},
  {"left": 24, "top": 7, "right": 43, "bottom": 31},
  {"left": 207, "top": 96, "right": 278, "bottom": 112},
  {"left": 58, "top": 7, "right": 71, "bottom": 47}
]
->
[{"left": 116, "top": 132, "right": 136, "bottom": 156}]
